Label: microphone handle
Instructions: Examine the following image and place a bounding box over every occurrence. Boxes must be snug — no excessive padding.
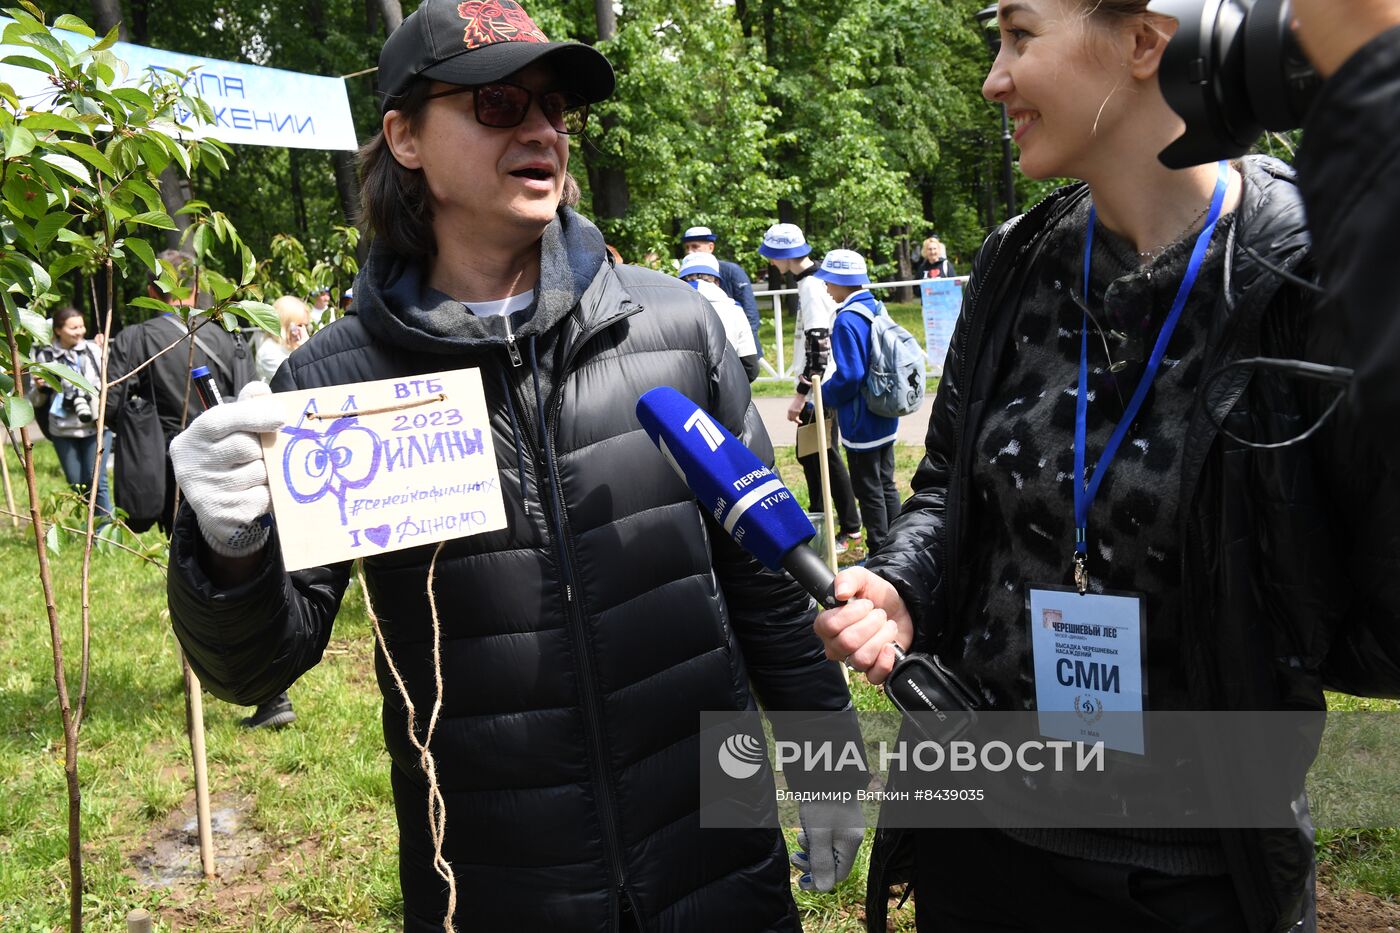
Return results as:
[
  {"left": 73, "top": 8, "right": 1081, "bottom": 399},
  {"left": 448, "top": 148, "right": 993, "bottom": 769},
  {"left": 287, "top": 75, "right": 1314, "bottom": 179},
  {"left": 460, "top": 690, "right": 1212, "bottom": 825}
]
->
[
  {"left": 781, "top": 543, "right": 840, "bottom": 609},
  {"left": 781, "top": 541, "right": 976, "bottom": 742}
]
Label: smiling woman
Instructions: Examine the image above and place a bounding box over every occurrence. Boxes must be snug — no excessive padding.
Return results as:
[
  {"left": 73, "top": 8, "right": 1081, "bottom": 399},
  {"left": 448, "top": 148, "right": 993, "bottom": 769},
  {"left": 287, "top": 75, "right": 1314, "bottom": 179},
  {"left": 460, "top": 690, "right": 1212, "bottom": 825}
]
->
[{"left": 814, "top": 0, "right": 1400, "bottom": 930}]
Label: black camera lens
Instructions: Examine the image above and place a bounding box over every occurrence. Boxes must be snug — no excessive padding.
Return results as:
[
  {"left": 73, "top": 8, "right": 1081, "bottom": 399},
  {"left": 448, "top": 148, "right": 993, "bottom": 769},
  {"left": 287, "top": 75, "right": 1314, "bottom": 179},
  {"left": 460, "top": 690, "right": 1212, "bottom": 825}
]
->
[{"left": 1150, "top": 0, "right": 1321, "bottom": 169}]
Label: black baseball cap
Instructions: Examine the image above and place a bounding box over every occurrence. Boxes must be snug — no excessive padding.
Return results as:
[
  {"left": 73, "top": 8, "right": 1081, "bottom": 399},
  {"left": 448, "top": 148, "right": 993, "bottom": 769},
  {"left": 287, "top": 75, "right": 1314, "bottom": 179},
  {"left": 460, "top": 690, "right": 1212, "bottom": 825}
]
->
[{"left": 378, "top": 0, "right": 615, "bottom": 113}]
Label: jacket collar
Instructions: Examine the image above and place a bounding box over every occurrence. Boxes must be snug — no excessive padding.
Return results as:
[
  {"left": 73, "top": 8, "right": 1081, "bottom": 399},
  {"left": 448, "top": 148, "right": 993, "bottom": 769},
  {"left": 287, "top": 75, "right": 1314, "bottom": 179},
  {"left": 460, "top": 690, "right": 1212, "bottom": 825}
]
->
[{"left": 352, "top": 207, "right": 609, "bottom": 356}]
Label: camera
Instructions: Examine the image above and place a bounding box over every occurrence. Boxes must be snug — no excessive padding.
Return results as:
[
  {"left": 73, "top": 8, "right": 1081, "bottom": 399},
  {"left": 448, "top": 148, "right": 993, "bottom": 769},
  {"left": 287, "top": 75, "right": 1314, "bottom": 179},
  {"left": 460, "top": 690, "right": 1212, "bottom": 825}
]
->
[
  {"left": 1149, "top": 0, "right": 1322, "bottom": 168},
  {"left": 68, "top": 390, "right": 94, "bottom": 423}
]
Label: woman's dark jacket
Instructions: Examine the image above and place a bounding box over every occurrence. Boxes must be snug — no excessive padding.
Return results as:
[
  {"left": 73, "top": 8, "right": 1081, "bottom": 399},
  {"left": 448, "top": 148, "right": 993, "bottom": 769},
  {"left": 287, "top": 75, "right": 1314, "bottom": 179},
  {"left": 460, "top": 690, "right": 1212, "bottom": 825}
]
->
[
  {"left": 167, "top": 209, "right": 853, "bottom": 932},
  {"left": 863, "top": 157, "right": 1400, "bottom": 933}
]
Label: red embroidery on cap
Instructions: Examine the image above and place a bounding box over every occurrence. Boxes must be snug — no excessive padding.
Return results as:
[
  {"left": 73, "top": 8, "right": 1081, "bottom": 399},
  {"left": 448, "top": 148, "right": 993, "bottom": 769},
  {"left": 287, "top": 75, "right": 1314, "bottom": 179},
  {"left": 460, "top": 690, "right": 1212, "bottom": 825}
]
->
[{"left": 456, "top": 0, "right": 549, "bottom": 47}]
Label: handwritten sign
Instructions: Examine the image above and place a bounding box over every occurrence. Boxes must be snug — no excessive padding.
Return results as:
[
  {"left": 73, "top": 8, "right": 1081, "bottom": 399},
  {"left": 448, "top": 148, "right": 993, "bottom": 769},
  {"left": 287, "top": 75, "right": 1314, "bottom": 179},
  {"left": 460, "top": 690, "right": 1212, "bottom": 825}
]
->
[{"left": 263, "top": 369, "right": 507, "bottom": 571}]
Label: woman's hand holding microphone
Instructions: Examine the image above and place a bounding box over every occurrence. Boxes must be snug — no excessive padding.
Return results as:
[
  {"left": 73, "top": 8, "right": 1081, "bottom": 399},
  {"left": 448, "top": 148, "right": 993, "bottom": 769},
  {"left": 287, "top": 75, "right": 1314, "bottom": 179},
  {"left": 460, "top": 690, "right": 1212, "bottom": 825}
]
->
[{"left": 812, "top": 566, "right": 915, "bottom": 685}]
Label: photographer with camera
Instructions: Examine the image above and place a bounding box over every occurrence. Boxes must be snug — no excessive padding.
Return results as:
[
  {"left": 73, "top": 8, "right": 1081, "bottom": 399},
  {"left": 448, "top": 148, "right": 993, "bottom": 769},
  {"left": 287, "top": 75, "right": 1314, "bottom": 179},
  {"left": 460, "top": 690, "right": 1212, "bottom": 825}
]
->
[
  {"left": 813, "top": 1, "right": 1400, "bottom": 930},
  {"left": 29, "top": 306, "right": 112, "bottom": 524}
]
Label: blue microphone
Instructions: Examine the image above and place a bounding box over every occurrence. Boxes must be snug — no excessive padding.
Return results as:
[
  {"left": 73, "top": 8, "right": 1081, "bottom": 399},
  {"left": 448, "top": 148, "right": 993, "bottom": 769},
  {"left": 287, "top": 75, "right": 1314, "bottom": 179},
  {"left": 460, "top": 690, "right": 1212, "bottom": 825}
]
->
[
  {"left": 635, "top": 386, "right": 838, "bottom": 605},
  {"left": 636, "top": 386, "right": 979, "bottom": 742}
]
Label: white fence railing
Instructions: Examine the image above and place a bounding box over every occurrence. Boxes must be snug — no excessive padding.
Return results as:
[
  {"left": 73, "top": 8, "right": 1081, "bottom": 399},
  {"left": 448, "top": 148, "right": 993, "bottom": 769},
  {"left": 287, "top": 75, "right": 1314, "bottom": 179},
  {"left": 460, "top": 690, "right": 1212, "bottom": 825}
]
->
[{"left": 752, "top": 276, "right": 969, "bottom": 382}]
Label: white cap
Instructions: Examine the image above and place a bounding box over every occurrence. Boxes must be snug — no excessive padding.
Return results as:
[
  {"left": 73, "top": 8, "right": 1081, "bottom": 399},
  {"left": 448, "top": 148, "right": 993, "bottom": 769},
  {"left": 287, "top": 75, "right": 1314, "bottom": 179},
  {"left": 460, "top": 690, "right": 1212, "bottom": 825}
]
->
[
  {"left": 758, "top": 223, "right": 810, "bottom": 260},
  {"left": 678, "top": 252, "right": 721, "bottom": 279},
  {"left": 681, "top": 225, "right": 717, "bottom": 242},
  {"left": 813, "top": 249, "right": 870, "bottom": 287}
]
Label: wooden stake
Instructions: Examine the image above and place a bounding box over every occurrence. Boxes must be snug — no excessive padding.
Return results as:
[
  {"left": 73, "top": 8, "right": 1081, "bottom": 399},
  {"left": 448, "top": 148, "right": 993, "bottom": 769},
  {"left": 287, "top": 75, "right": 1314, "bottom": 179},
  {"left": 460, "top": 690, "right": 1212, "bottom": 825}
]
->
[
  {"left": 809, "top": 376, "right": 847, "bottom": 685},
  {"left": 0, "top": 430, "right": 16, "bottom": 527},
  {"left": 179, "top": 650, "right": 216, "bottom": 878}
]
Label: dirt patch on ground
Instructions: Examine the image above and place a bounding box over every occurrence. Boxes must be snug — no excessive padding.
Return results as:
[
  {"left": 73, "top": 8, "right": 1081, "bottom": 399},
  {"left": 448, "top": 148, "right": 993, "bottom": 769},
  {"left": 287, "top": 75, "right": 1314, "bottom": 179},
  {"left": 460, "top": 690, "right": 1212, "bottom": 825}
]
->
[
  {"left": 127, "top": 789, "right": 327, "bottom": 928},
  {"left": 1319, "top": 879, "right": 1400, "bottom": 932},
  {"left": 130, "top": 791, "right": 266, "bottom": 887}
]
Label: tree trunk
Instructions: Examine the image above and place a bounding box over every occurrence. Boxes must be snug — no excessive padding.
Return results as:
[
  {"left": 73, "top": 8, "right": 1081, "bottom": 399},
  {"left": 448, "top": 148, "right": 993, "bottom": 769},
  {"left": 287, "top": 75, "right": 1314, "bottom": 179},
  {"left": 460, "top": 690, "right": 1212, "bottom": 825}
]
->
[
  {"left": 585, "top": 0, "right": 629, "bottom": 223},
  {"left": 893, "top": 225, "right": 914, "bottom": 302},
  {"left": 158, "top": 165, "right": 194, "bottom": 252},
  {"left": 88, "top": 0, "right": 127, "bottom": 39},
  {"left": 289, "top": 149, "right": 308, "bottom": 236},
  {"left": 331, "top": 150, "right": 361, "bottom": 229},
  {"left": 594, "top": 0, "right": 615, "bottom": 42},
  {"left": 95, "top": 2, "right": 193, "bottom": 250},
  {"left": 378, "top": 0, "right": 404, "bottom": 32}
]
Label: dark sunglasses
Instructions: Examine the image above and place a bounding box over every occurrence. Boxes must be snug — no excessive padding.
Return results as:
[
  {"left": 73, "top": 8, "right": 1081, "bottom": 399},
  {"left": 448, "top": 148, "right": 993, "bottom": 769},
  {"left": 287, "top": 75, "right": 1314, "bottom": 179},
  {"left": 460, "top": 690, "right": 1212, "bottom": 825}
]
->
[
  {"left": 425, "top": 81, "right": 590, "bottom": 135},
  {"left": 1070, "top": 290, "right": 1153, "bottom": 429}
]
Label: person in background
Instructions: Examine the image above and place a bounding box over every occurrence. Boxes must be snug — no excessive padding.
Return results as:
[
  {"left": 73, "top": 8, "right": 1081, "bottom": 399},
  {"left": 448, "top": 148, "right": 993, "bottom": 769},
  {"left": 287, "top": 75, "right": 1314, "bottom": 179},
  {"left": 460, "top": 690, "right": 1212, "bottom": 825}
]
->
[
  {"left": 29, "top": 306, "right": 112, "bottom": 523},
  {"left": 912, "top": 236, "right": 954, "bottom": 279},
  {"left": 253, "top": 296, "right": 311, "bottom": 383},
  {"left": 107, "top": 251, "right": 290, "bottom": 730},
  {"left": 682, "top": 225, "right": 763, "bottom": 357},
  {"left": 814, "top": 249, "right": 901, "bottom": 556},
  {"left": 308, "top": 286, "right": 333, "bottom": 329},
  {"left": 815, "top": 1, "right": 1400, "bottom": 930},
  {"left": 760, "top": 223, "right": 863, "bottom": 554},
  {"left": 679, "top": 251, "right": 760, "bottom": 381},
  {"left": 338, "top": 286, "right": 354, "bottom": 315}
]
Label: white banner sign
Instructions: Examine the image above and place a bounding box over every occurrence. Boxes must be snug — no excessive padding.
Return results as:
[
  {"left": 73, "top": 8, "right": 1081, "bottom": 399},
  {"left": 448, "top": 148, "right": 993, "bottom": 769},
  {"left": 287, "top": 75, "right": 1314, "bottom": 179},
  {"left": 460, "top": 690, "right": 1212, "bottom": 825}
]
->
[{"left": 0, "top": 21, "right": 358, "bottom": 150}]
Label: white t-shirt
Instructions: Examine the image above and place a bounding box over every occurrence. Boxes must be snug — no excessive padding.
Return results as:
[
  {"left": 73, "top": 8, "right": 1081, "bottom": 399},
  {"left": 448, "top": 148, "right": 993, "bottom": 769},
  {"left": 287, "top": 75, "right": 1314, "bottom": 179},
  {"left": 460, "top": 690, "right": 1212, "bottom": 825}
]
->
[
  {"left": 466, "top": 291, "right": 533, "bottom": 318},
  {"left": 694, "top": 280, "right": 758, "bottom": 358},
  {"left": 794, "top": 273, "right": 838, "bottom": 380}
]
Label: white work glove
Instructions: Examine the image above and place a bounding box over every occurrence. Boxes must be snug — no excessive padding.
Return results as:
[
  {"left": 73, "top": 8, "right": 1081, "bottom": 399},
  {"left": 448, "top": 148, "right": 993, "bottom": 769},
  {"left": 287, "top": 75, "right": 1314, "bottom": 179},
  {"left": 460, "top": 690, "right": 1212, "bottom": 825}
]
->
[
  {"left": 791, "top": 797, "right": 865, "bottom": 892},
  {"left": 170, "top": 381, "right": 286, "bottom": 558}
]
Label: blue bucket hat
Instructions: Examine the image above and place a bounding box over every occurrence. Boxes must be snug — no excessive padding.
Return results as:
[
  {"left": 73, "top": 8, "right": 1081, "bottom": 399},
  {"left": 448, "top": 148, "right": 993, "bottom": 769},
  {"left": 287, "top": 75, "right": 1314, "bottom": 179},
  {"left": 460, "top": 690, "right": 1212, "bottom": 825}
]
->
[
  {"left": 758, "top": 223, "right": 811, "bottom": 260},
  {"left": 813, "top": 249, "right": 870, "bottom": 287}
]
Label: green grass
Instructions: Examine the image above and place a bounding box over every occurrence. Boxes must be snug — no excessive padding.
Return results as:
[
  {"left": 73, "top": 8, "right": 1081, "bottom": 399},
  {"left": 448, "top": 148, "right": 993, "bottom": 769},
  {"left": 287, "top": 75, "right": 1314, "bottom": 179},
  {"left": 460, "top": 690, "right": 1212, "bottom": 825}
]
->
[{"left": 1, "top": 439, "right": 1397, "bottom": 929}]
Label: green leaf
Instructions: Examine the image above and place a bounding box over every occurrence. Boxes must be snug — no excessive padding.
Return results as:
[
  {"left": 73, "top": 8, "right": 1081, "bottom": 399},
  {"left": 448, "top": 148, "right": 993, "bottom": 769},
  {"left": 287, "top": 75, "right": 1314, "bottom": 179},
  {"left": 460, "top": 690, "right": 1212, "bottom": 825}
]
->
[
  {"left": 3, "top": 124, "right": 35, "bottom": 159},
  {"left": 56, "top": 140, "right": 117, "bottom": 177},
  {"left": 20, "top": 111, "right": 86, "bottom": 135},
  {"left": 4, "top": 173, "right": 49, "bottom": 220},
  {"left": 15, "top": 32, "right": 77, "bottom": 73},
  {"left": 124, "top": 178, "right": 162, "bottom": 212},
  {"left": 110, "top": 87, "right": 154, "bottom": 111},
  {"left": 18, "top": 307, "right": 50, "bottom": 344},
  {"left": 52, "top": 14, "right": 96, "bottom": 38},
  {"left": 231, "top": 299, "right": 279, "bottom": 336},
  {"left": 124, "top": 236, "right": 155, "bottom": 272},
  {"left": 31, "top": 360, "right": 96, "bottom": 396},
  {"left": 204, "top": 268, "right": 235, "bottom": 303},
  {"left": 90, "top": 23, "right": 119, "bottom": 53},
  {"left": 3, "top": 395, "right": 34, "bottom": 430},
  {"left": 48, "top": 252, "right": 87, "bottom": 277},
  {"left": 174, "top": 199, "right": 210, "bottom": 217},
  {"left": 39, "top": 152, "right": 90, "bottom": 186},
  {"left": 45, "top": 520, "right": 60, "bottom": 555},
  {"left": 126, "top": 210, "right": 175, "bottom": 230},
  {"left": 240, "top": 245, "right": 256, "bottom": 287},
  {"left": 33, "top": 211, "right": 71, "bottom": 248},
  {"left": 130, "top": 296, "right": 173, "bottom": 314}
]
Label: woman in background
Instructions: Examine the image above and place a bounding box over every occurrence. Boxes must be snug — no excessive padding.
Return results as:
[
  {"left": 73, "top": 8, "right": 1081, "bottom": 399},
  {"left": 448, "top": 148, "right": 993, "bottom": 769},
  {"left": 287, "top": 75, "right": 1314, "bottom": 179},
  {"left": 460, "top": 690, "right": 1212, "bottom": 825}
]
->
[
  {"left": 254, "top": 295, "right": 311, "bottom": 382},
  {"left": 30, "top": 306, "right": 111, "bottom": 522}
]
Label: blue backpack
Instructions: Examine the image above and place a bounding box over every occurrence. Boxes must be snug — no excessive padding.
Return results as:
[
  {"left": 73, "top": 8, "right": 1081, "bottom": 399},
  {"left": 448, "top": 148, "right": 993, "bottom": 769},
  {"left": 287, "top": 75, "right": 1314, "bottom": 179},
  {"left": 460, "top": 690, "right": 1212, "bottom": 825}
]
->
[{"left": 845, "top": 301, "right": 927, "bottom": 418}]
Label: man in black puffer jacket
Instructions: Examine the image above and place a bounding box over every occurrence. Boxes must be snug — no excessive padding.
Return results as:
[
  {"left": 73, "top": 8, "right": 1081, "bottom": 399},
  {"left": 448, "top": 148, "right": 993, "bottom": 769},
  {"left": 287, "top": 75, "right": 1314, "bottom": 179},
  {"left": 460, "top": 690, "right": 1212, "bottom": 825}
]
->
[{"left": 164, "top": 2, "right": 862, "bottom": 929}]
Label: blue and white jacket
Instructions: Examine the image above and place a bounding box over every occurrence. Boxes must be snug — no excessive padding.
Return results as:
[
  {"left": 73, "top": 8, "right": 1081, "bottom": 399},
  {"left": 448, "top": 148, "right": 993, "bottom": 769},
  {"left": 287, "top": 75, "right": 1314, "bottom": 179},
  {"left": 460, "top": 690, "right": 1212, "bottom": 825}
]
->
[{"left": 825, "top": 289, "right": 899, "bottom": 449}]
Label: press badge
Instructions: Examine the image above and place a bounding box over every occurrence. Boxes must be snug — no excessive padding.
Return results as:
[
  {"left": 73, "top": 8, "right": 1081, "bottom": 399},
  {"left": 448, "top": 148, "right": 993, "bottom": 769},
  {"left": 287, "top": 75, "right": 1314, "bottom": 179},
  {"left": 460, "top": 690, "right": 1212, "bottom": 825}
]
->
[{"left": 1027, "top": 585, "right": 1146, "bottom": 755}]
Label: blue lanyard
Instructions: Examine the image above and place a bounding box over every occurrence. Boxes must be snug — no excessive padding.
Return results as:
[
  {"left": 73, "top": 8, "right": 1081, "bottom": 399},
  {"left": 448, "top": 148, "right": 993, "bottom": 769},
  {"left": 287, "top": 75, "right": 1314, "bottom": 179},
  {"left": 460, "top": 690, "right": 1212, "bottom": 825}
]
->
[{"left": 1072, "top": 160, "right": 1229, "bottom": 594}]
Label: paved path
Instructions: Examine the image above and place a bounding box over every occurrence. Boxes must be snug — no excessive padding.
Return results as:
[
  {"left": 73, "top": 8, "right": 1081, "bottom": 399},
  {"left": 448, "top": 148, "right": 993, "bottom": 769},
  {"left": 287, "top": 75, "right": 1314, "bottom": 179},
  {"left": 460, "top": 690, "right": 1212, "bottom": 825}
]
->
[{"left": 752, "top": 394, "right": 932, "bottom": 447}]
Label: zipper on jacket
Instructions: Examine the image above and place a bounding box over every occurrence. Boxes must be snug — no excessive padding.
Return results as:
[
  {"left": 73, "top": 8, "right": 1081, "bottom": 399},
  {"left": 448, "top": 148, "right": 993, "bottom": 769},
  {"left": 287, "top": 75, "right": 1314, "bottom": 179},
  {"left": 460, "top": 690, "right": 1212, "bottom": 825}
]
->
[
  {"left": 504, "top": 336, "right": 630, "bottom": 903},
  {"left": 504, "top": 314, "right": 523, "bottom": 367}
]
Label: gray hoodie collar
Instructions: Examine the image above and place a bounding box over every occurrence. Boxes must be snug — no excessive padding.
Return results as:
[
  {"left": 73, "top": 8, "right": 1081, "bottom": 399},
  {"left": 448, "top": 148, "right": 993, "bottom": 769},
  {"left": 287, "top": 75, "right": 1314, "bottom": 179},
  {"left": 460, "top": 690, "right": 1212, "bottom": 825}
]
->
[{"left": 354, "top": 207, "right": 608, "bottom": 355}]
